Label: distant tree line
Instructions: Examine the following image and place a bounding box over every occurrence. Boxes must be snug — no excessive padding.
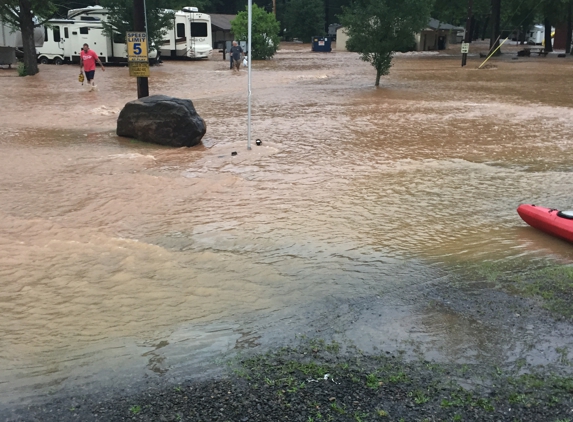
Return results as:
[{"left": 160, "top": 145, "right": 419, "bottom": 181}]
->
[{"left": 212, "top": 0, "right": 573, "bottom": 54}]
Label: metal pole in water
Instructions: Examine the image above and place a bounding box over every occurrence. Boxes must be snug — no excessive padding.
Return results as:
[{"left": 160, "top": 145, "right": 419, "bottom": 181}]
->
[
  {"left": 247, "top": 0, "right": 252, "bottom": 150},
  {"left": 133, "top": 0, "right": 149, "bottom": 98},
  {"left": 462, "top": 0, "right": 473, "bottom": 67}
]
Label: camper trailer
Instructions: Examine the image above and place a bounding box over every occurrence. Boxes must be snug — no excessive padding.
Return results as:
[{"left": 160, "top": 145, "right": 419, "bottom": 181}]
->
[
  {"left": 37, "top": 19, "right": 122, "bottom": 64},
  {"left": 1, "top": 20, "right": 22, "bottom": 65},
  {"left": 528, "top": 25, "right": 544, "bottom": 45},
  {"left": 160, "top": 7, "right": 213, "bottom": 59},
  {"left": 1, "top": 19, "right": 43, "bottom": 65},
  {"left": 528, "top": 24, "right": 555, "bottom": 45},
  {"left": 36, "top": 6, "right": 156, "bottom": 64}
]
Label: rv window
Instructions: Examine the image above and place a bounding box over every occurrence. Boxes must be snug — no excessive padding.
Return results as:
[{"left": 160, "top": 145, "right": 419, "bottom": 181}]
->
[
  {"left": 53, "top": 26, "right": 61, "bottom": 42},
  {"left": 64, "top": 27, "right": 69, "bottom": 38},
  {"left": 177, "top": 23, "right": 185, "bottom": 38},
  {"left": 44, "top": 26, "right": 49, "bottom": 42},
  {"left": 80, "top": 27, "right": 89, "bottom": 35},
  {"left": 191, "top": 22, "right": 208, "bottom": 38}
]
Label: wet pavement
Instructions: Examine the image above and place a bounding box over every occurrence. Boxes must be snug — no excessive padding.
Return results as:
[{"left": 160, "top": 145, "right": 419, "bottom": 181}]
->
[{"left": 1, "top": 43, "right": 573, "bottom": 413}]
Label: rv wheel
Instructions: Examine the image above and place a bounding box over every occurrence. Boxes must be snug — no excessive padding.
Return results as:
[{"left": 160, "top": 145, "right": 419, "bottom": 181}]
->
[
  {"left": 53, "top": 57, "right": 63, "bottom": 65},
  {"left": 39, "top": 57, "right": 50, "bottom": 65}
]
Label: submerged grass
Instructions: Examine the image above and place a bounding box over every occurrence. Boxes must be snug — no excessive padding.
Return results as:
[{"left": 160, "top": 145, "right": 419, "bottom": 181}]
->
[
  {"left": 516, "top": 265, "right": 573, "bottom": 318},
  {"left": 452, "top": 258, "right": 573, "bottom": 319}
]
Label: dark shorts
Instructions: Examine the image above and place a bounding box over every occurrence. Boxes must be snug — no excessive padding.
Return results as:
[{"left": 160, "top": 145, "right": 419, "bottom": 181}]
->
[
  {"left": 233, "top": 59, "right": 241, "bottom": 70},
  {"left": 85, "top": 70, "right": 95, "bottom": 81}
]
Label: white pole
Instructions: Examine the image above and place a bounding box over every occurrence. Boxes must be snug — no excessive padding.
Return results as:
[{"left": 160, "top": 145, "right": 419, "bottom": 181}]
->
[
  {"left": 143, "top": 0, "right": 149, "bottom": 40},
  {"left": 247, "top": 0, "right": 252, "bottom": 150}
]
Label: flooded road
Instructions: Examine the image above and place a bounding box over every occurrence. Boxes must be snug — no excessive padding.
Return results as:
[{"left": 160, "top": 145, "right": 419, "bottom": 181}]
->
[{"left": 1, "top": 44, "right": 573, "bottom": 408}]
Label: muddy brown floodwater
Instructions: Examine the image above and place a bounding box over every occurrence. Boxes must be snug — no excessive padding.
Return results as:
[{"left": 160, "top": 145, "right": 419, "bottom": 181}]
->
[{"left": 1, "top": 43, "right": 573, "bottom": 412}]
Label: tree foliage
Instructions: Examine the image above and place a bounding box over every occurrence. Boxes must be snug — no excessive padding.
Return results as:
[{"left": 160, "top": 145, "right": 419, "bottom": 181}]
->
[
  {"left": 0, "top": 0, "right": 56, "bottom": 27},
  {"left": 0, "top": 0, "right": 59, "bottom": 75},
  {"left": 283, "top": 0, "right": 324, "bottom": 42},
  {"left": 340, "top": 0, "right": 432, "bottom": 86},
  {"left": 231, "top": 4, "right": 280, "bottom": 59}
]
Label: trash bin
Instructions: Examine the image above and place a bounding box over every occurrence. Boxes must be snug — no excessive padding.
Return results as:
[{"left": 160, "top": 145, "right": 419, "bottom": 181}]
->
[{"left": 311, "top": 36, "right": 332, "bottom": 52}]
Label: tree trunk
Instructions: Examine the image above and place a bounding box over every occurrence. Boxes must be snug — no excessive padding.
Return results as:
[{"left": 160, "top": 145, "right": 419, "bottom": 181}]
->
[
  {"left": 375, "top": 69, "right": 381, "bottom": 87},
  {"left": 519, "top": 25, "right": 526, "bottom": 45},
  {"left": 490, "top": 0, "right": 501, "bottom": 53},
  {"left": 19, "top": 0, "right": 39, "bottom": 76},
  {"left": 473, "top": 17, "right": 481, "bottom": 41},
  {"left": 324, "top": 0, "right": 329, "bottom": 33},
  {"left": 481, "top": 16, "right": 489, "bottom": 40},
  {"left": 567, "top": 1, "right": 572, "bottom": 54},
  {"left": 470, "top": 16, "right": 476, "bottom": 42},
  {"left": 544, "top": 18, "right": 553, "bottom": 52}
]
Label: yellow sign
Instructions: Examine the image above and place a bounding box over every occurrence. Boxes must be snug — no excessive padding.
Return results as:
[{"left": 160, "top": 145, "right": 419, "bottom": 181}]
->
[
  {"left": 127, "top": 31, "right": 148, "bottom": 62},
  {"left": 129, "top": 61, "right": 150, "bottom": 77}
]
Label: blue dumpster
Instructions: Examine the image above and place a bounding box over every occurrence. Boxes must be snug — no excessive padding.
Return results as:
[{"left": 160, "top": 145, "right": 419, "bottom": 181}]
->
[{"left": 311, "top": 36, "right": 332, "bottom": 52}]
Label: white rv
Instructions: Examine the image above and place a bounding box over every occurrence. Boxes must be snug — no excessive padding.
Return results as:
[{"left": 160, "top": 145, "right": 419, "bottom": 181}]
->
[
  {"left": 528, "top": 25, "right": 544, "bottom": 45},
  {"left": 36, "top": 6, "right": 156, "bottom": 65},
  {"left": 528, "top": 24, "right": 554, "bottom": 46},
  {"left": 37, "top": 19, "right": 121, "bottom": 64},
  {"left": 160, "top": 7, "right": 213, "bottom": 59},
  {"left": 0, "top": 19, "right": 43, "bottom": 65}
]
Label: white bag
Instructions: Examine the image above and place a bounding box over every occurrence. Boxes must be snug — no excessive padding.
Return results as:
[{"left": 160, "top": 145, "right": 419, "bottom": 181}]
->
[{"left": 243, "top": 57, "right": 248, "bottom": 67}]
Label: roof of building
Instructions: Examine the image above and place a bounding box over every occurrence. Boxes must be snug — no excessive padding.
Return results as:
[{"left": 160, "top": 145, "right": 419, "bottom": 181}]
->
[
  {"left": 210, "top": 14, "right": 235, "bottom": 31},
  {"left": 427, "top": 18, "right": 464, "bottom": 31}
]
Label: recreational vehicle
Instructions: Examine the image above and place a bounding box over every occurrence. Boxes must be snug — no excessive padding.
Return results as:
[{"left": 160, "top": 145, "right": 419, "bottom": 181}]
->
[
  {"left": 37, "top": 19, "right": 123, "bottom": 65},
  {"left": 36, "top": 6, "right": 156, "bottom": 65},
  {"left": 160, "top": 7, "right": 213, "bottom": 59},
  {"left": 1, "top": 19, "right": 43, "bottom": 65},
  {"left": 528, "top": 24, "right": 554, "bottom": 46}
]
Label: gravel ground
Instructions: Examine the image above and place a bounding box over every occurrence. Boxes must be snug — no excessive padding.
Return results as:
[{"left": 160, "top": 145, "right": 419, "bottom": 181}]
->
[{"left": 9, "top": 340, "right": 573, "bottom": 422}]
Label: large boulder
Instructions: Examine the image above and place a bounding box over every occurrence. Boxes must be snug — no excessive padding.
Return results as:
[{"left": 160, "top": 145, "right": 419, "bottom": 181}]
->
[{"left": 116, "top": 95, "right": 206, "bottom": 147}]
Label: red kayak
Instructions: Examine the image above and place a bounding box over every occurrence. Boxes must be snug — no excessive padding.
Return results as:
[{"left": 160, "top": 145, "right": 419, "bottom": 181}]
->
[{"left": 517, "top": 204, "right": 573, "bottom": 243}]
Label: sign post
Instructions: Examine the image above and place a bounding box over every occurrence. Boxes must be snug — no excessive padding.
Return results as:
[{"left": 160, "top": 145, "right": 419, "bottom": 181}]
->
[
  {"left": 461, "top": 0, "right": 473, "bottom": 67},
  {"left": 132, "top": 0, "right": 149, "bottom": 98},
  {"left": 247, "top": 0, "right": 252, "bottom": 150}
]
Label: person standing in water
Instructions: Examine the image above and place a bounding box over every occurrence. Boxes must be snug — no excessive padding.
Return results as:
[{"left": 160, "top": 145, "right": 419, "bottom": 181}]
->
[
  {"left": 80, "top": 43, "right": 105, "bottom": 91},
  {"left": 229, "top": 41, "right": 243, "bottom": 73}
]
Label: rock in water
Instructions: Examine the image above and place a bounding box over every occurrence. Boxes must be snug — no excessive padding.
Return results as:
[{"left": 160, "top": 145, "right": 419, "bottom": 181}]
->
[{"left": 117, "top": 95, "right": 206, "bottom": 147}]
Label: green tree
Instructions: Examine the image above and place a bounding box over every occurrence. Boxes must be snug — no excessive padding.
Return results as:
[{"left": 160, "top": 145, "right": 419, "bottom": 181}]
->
[
  {"left": 0, "top": 0, "right": 58, "bottom": 75},
  {"left": 231, "top": 4, "right": 280, "bottom": 59},
  {"left": 340, "top": 0, "right": 433, "bottom": 86},
  {"left": 283, "top": 0, "right": 324, "bottom": 42}
]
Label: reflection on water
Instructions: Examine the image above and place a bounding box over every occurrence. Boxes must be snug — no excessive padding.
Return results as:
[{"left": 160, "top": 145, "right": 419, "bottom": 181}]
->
[{"left": 1, "top": 45, "right": 573, "bottom": 406}]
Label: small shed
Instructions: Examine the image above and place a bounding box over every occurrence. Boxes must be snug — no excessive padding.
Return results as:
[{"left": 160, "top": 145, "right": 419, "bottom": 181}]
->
[
  {"left": 553, "top": 22, "right": 568, "bottom": 50},
  {"left": 211, "top": 14, "right": 235, "bottom": 50},
  {"left": 335, "top": 27, "right": 348, "bottom": 51},
  {"left": 414, "top": 19, "right": 464, "bottom": 51}
]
